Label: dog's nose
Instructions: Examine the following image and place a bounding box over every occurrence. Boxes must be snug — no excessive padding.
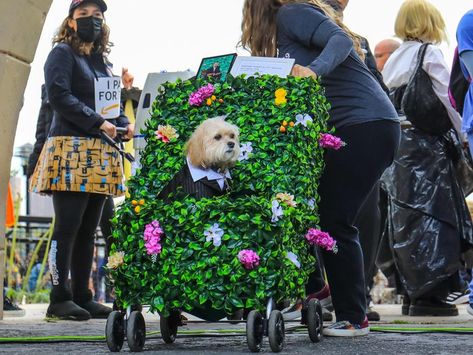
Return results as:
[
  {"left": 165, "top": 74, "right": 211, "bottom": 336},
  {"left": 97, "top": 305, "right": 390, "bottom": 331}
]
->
[{"left": 227, "top": 142, "right": 235, "bottom": 148}]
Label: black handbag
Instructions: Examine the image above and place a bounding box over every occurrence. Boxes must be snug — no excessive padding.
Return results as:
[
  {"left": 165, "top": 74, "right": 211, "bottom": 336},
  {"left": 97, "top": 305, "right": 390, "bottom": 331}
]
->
[{"left": 401, "top": 43, "right": 452, "bottom": 135}]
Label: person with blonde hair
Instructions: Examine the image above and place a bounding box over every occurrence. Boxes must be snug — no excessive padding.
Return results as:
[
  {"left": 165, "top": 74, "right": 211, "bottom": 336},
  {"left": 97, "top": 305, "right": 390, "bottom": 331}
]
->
[
  {"left": 241, "top": 0, "right": 400, "bottom": 336},
  {"left": 381, "top": 0, "right": 473, "bottom": 317},
  {"left": 30, "top": 0, "right": 134, "bottom": 321}
]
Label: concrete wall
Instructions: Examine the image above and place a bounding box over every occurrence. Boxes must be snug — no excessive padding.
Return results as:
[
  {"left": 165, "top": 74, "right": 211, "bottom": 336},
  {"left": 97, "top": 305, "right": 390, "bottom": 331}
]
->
[{"left": 0, "top": 0, "right": 52, "bottom": 320}]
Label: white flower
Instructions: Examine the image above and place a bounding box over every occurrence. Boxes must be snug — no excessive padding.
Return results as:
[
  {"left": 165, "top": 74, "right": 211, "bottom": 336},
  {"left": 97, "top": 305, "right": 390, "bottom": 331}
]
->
[
  {"left": 271, "top": 200, "right": 284, "bottom": 223},
  {"left": 204, "top": 223, "right": 224, "bottom": 247},
  {"left": 286, "top": 251, "right": 301, "bottom": 268},
  {"left": 106, "top": 251, "right": 125, "bottom": 269},
  {"left": 239, "top": 142, "right": 254, "bottom": 161},
  {"left": 307, "top": 198, "right": 316, "bottom": 210},
  {"left": 295, "top": 114, "right": 313, "bottom": 127},
  {"left": 276, "top": 193, "right": 297, "bottom": 208}
]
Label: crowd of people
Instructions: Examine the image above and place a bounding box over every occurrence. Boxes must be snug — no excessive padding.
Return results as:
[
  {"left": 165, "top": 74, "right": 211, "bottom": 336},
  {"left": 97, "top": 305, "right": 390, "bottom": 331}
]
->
[{"left": 3, "top": 0, "right": 473, "bottom": 339}]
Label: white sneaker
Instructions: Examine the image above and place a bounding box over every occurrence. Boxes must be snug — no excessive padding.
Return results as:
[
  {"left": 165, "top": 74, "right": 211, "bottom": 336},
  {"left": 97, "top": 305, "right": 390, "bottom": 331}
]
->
[
  {"left": 322, "top": 318, "right": 370, "bottom": 337},
  {"left": 445, "top": 289, "right": 470, "bottom": 305},
  {"left": 467, "top": 303, "right": 473, "bottom": 317}
]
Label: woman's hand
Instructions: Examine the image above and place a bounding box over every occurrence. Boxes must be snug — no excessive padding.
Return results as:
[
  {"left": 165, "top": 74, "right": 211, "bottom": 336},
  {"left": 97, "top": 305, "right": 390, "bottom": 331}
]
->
[
  {"left": 124, "top": 123, "right": 135, "bottom": 140},
  {"left": 291, "top": 64, "right": 317, "bottom": 80},
  {"left": 100, "top": 120, "right": 117, "bottom": 138}
]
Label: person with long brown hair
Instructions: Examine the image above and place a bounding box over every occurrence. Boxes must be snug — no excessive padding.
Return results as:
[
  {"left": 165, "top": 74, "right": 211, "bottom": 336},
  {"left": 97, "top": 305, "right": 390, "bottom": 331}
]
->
[
  {"left": 241, "top": 0, "right": 400, "bottom": 336},
  {"left": 30, "top": 0, "right": 134, "bottom": 320}
]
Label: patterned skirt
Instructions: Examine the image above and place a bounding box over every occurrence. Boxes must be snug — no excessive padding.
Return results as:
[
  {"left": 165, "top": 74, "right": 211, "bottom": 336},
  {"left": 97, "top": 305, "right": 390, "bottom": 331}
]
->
[{"left": 30, "top": 136, "right": 126, "bottom": 196}]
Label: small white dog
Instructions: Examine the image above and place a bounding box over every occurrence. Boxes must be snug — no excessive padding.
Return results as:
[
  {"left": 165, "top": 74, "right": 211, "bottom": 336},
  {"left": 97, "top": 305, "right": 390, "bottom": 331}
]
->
[
  {"left": 186, "top": 116, "right": 240, "bottom": 170},
  {"left": 158, "top": 116, "right": 240, "bottom": 200}
]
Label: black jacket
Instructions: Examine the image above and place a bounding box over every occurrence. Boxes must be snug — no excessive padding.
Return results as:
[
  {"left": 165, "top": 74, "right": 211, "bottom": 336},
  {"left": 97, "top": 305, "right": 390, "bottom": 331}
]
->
[
  {"left": 44, "top": 43, "right": 129, "bottom": 138},
  {"left": 158, "top": 164, "right": 229, "bottom": 202},
  {"left": 361, "top": 37, "right": 389, "bottom": 95},
  {"left": 27, "top": 84, "right": 53, "bottom": 178}
]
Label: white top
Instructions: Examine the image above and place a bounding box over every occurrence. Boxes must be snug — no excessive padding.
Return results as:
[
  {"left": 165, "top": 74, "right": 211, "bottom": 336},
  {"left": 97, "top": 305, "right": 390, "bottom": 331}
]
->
[
  {"left": 382, "top": 41, "right": 463, "bottom": 138},
  {"left": 186, "top": 157, "right": 231, "bottom": 190}
]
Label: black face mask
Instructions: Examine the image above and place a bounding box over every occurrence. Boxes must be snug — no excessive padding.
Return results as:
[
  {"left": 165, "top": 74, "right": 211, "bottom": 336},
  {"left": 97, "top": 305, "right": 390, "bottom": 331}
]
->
[{"left": 75, "top": 16, "right": 103, "bottom": 43}]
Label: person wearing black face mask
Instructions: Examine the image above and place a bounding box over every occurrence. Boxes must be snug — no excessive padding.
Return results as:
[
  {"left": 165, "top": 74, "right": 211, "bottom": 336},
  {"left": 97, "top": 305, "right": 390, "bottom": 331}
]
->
[{"left": 29, "top": 0, "right": 134, "bottom": 321}]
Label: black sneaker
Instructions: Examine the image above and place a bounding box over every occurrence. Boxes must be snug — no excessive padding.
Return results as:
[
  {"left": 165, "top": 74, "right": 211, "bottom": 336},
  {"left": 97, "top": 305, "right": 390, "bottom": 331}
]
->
[
  {"left": 366, "top": 307, "right": 380, "bottom": 321},
  {"left": 76, "top": 300, "right": 112, "bottom": 319},
  {"left": 3, "top": 297, "right": 25, "bottom": 317},
  {"left": 46, "top": 301, "right": 91, "bottom": 321}
]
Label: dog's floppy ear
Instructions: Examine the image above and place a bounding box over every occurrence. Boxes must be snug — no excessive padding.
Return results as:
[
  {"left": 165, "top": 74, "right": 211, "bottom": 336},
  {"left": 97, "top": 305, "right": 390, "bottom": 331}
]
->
[{"left": 185, "top": 126, "right": 205, "bottom": 168}]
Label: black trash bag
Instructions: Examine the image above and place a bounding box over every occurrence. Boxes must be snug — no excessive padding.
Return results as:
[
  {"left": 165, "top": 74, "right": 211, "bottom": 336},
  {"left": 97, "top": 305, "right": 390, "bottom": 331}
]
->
[{"left": 380, "top": 128, "right": 473, "bottom": 299}]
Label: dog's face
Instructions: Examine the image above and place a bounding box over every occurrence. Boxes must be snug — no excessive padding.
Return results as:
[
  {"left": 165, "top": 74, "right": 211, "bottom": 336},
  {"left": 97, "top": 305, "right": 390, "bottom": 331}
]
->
[{"left": 186, "top": 117, "right": 240, "bottom": 170}]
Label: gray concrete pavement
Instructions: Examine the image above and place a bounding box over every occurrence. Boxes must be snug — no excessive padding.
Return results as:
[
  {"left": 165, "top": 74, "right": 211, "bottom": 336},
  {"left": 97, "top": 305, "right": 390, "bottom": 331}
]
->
[{"left": 0, "top": 304, "right": 472, "bottom": 354}]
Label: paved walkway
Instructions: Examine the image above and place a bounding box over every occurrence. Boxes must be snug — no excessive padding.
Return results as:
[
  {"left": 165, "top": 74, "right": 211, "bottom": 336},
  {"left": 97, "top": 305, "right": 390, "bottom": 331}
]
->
[{"left": 0, "top": 304, "right": 472, "bottom": 354}]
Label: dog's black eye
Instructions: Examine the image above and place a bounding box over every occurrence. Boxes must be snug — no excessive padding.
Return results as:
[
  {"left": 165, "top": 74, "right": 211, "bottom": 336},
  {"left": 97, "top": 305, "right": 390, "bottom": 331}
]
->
[
  {"left": 214, "top": 134, "right": 222, "bottom": 140},
  {"left": 229, "top": 133, "right": 235, "bottom": 139}
]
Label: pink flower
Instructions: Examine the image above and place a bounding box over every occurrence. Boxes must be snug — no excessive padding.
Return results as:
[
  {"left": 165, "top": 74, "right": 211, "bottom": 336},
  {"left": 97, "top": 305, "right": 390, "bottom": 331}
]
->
[
  {"left": 238, "top": 249, "right": 260, "bottom": 270},
  {"left": 305, "top": 228, "right": 338, "bottom": 253},
  {"left": 189, "top": 84, "right": 215, "bottom": 106},
  {"left": 319, "top": 134, "right": 346, "bottom": 150},
  {"left": 144, "top": 220, "right": 164, "bottom": 256}
]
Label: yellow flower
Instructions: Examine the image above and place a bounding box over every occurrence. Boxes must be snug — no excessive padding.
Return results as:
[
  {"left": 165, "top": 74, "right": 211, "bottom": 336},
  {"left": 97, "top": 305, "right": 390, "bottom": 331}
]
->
[
  {"left": 134, "top": 205, "right": 141, "bottom": 214},
  {"left": 275, "top": 88, "right": 287, "bottom": 98},
  {"left": 156, "top": 124, "right": 179, "bottom": 142},
  {"left": 211, "top": 95, "right": 217, "bottom": 101},
  {"left": 131, "top": 200, "right": 138, "bottom": 206},
  {"left": 139, "top": 199, "right": 145, "bottom": 205},
  {"left": 206, "top": 98, "right": 213, "bottom": 106},
  {"left": 276, "top": 193, "right": 297, "bottom": 207},
  {"left": 107, "top": 251, "right": 125, "bottom": 269},
  {"left": 289, "top": 121, "right": 295, "bottom": 127},
  {"left": 275, "top": 96, "right": 287, "bottom": 106},
  {"left": 279, "top": 126, "right": 286, "bottom": 133}
]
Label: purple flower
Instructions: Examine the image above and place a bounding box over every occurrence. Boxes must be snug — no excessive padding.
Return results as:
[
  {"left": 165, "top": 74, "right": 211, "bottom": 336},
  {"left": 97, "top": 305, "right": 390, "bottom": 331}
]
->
[
  {"left": 319, "top": 134, "right": 346, "bottom": 150},
  {"left": 238, "top": 249, "right": 260, "bottom": 270},
  {"left": 189, "top": 84, "right": 215, "bottom": 106},
  {"left": 144, "top": 220, "right": 164, "bottom": 256},
  {"left": 305, "top": 228, "right": 338, "bottom": 253}
]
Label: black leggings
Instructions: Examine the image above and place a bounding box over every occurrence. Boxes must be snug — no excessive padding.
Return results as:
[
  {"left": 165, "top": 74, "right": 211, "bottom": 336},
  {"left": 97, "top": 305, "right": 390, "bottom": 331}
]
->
[
  {"left": 49, "top": 191, "right": 106, "bottom": 303},
  {"left": 311, "top": 120, "right": 400, "bottom": 324}
]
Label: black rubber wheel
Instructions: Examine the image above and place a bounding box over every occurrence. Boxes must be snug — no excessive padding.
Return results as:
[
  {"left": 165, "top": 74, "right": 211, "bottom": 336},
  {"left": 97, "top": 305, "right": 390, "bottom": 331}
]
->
[
  {"left": 246, "top": 310, "right": 264, "bottom": 352},
  {"left": 160, "top": 309, "right": 180, "bottom": 344},
  {"left": 268, "top": 310, "right": 285, "bottom": 353},
  {"left": 307, "top": 299, "right": 323, "bottom": 343},
  {"left": 126, "top": 311, "right": 146, "bottom": 352},
  {"left": 106, "top": 311, "right": 125, "bottom": 352}
]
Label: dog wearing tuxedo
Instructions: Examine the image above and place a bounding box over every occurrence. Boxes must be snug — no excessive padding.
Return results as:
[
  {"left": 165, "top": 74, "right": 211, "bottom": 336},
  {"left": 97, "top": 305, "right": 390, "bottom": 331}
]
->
[{"left": 158, "top": 116, "right": 240, "bottom": 201}]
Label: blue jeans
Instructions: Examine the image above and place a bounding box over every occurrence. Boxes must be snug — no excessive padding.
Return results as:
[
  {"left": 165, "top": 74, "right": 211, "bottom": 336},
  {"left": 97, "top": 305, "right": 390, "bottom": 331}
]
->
[{"left": 470, "top": 269, "right": 473, "bottom": 304}]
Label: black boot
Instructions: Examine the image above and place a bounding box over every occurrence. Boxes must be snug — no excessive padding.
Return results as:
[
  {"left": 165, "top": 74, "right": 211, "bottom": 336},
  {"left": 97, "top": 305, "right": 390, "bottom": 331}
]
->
[
  {"left": 47, "top": 288, "right": 90, "bottom": 321},
  {"left": 409, "top": 297, "right": 459, "bottom": 317},
  {"left": 74, "top": 289, "right": 112, "bottom": 319}
]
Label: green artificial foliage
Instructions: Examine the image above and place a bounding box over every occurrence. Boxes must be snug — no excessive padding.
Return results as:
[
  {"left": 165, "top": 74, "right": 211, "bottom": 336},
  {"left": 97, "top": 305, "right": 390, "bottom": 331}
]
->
[{"left": 109, "top": 74, "right": 331, "bottom": 317}]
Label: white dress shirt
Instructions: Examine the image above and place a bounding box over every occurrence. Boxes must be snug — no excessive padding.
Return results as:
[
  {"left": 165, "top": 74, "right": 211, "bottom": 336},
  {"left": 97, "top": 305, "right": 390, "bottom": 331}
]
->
[
  {"left": 382, "top": 41, "right": 463, "bottom": 138},
  {"left": 186, "top": 157, "right": 231, "bottom": 190}
]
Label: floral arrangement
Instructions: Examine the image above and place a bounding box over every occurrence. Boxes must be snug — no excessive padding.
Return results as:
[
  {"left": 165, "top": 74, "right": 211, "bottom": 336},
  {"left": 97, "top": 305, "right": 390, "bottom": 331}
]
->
[{"left": 109, "top": 74, "right": 336, "bottom": 316}]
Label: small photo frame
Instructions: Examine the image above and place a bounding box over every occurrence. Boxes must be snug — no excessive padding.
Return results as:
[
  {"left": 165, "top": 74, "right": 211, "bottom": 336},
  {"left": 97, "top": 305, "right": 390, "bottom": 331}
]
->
[{"left": 197, "top": 53, "right": 237, "bottom": 82}]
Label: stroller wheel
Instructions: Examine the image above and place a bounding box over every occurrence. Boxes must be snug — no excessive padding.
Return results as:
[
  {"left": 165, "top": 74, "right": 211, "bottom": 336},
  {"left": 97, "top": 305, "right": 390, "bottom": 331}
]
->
[
  {"left": 246, "top": 310, "right": 264, "bottom": 352},
  {"left": 160, "top": 310, "right": 180, "bottom": 344},
  {"left": 106, "top": 311, "right": 125, "bottom": 352},
  {"left": 268, "top": 310, "right": 285, "bottom": 353},
  {"left": 307, "top": 299, "right": 323, "bottom": 343},
  {"left": 126, "top": 311, "right": 146, "bottom": 352}
]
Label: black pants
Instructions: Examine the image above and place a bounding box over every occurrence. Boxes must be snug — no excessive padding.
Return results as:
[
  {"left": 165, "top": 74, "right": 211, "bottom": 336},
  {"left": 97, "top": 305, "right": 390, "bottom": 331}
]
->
[
  {"left": 49, "top": 191, "right": 106, "bottom": 303},
  {"left": 313, "top": 120, "right": 400, "bottom": 324},
  {"left": 356, "top": 181, "right": 382, "bottom": 303}
]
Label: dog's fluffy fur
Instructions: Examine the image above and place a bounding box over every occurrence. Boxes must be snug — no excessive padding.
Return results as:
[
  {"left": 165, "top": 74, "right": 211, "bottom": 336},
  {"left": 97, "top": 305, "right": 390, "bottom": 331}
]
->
[{"left": 185, "top": 116, "right": 240, "bottom": 170}]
